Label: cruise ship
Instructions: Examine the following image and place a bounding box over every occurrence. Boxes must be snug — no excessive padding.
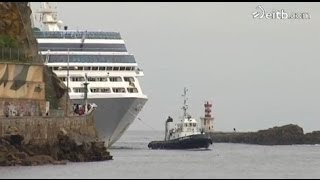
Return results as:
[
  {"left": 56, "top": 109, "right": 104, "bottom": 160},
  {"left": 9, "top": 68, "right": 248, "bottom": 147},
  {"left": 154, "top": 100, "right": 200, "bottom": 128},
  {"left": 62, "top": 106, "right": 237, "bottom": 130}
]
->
[{"left": 32, "top": 2, "right": 148, "bottom": 147}]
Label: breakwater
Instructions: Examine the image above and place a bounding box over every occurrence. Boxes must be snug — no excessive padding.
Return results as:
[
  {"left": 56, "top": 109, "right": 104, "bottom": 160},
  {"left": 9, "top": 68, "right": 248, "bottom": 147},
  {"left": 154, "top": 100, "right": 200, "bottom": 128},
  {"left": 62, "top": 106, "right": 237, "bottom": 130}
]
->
[{"left": 209, "top": 124, "right": 320, "bottom": 145}]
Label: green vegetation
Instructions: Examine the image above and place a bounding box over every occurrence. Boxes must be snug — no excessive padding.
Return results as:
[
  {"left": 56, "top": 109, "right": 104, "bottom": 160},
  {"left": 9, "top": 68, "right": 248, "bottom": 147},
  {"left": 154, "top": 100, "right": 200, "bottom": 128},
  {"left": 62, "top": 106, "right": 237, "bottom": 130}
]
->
[{"left": 0, "top": 35, "right": 19, "bottom": 48}]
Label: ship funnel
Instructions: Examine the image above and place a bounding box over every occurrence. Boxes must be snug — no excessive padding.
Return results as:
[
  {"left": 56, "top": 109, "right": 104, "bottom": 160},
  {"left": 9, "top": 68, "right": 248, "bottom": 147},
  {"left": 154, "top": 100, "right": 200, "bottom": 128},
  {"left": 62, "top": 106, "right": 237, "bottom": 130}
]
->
[
  {"left": 165, "top": 116, "right": 173, "bottom": 141},
  {"left": 64, "top": 26, "right": 68, "bottom": 30}
]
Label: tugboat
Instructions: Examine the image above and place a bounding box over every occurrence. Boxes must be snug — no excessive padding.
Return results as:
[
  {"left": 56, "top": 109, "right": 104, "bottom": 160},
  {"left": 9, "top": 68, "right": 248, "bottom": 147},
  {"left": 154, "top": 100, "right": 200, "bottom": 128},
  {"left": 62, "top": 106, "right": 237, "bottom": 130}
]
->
[{"left": 148, "top": 88, "right": 213, "bottom": 149}]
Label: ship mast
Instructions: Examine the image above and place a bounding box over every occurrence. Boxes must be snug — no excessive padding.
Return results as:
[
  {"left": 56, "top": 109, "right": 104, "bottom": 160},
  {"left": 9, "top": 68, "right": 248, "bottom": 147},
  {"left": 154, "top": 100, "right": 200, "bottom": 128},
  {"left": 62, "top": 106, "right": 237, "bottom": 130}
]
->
[{"left": 181, "top": 87, "right": 189, "bottom": 120}]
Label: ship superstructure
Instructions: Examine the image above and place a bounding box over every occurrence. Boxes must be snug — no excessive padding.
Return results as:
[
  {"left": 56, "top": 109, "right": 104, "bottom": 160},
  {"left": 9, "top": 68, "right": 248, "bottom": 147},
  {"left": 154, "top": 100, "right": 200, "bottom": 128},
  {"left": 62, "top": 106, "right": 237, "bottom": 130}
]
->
[{"left": 32, "top": 2, "right": 148, "bottom": 147}]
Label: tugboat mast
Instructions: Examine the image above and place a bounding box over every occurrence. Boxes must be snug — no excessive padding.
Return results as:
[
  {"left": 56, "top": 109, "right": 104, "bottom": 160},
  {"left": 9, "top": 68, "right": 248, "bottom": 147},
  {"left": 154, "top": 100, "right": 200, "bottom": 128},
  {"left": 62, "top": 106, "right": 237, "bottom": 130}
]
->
[{"left": 182, "top": 87, "right": 189, "bottom": 120}]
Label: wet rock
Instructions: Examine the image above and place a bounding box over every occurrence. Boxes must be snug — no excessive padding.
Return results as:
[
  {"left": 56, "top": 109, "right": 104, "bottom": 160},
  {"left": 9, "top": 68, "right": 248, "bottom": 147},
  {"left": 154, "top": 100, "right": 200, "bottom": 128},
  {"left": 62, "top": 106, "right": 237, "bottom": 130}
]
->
[{"left": 0, "top": 133, "right": 112, "bottom": 166}]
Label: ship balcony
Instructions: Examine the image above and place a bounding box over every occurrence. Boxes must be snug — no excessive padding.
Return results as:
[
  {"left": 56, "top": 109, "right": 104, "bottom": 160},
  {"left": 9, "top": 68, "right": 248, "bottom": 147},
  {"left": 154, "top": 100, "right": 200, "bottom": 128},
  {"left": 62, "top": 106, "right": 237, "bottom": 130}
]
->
[{"left": 135, "top": 68, "right": 144, "bottom": 76}]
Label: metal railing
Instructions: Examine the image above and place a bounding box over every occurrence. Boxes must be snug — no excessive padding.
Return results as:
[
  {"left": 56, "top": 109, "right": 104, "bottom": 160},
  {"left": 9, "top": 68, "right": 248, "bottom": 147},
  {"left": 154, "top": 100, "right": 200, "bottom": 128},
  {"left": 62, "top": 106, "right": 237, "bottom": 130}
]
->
[{"left": 0, "top": 48, "right": 43, "bottom": 63}]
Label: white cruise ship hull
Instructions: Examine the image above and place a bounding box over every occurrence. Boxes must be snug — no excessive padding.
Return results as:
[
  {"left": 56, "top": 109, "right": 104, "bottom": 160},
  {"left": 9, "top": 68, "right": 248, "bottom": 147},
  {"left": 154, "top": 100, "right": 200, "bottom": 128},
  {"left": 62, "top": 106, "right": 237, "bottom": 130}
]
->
[{"left": 71, "top": 96, "right": 147, "bottom": 147}]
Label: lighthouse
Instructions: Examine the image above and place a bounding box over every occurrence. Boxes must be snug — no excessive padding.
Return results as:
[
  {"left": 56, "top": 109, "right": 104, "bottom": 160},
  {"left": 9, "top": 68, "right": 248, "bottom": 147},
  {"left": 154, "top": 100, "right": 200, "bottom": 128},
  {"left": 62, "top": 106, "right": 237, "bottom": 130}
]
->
[{"left": 200, "top": 101, "right": 214, "bottom": 133}]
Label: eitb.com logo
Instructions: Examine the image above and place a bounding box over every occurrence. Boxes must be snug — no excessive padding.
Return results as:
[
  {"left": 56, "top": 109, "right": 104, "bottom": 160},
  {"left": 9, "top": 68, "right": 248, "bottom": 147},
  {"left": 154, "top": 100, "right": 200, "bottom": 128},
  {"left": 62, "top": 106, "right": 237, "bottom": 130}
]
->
[{"left": 252, "top": 5, "right": 311, "bottom": 20}]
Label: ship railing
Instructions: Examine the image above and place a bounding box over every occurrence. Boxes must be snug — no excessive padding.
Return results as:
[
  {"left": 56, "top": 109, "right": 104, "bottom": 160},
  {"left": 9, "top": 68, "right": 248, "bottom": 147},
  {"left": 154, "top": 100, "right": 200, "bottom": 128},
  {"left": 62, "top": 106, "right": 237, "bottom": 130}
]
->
[
  {"left": 34, "top": 31, "right": 122, "bottom": 39},
  {"left": 39, "top": 47, "right": 127, "bottom": 52}
]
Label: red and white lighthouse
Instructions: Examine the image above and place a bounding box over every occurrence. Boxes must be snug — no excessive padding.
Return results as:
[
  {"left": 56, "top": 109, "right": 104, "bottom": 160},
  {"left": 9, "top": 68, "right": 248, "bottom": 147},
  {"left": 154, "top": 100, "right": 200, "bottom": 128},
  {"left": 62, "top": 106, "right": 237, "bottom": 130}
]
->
[{"left": 200, "top": 101, "right": 214, "bottom": 133}]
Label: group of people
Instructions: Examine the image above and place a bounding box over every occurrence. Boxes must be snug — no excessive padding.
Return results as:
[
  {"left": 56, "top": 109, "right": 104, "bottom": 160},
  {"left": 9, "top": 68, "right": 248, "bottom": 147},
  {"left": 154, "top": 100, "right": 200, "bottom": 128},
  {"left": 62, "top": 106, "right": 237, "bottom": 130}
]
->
[{"left": 73, "top": 103, "right": 92, "bottom": 115}]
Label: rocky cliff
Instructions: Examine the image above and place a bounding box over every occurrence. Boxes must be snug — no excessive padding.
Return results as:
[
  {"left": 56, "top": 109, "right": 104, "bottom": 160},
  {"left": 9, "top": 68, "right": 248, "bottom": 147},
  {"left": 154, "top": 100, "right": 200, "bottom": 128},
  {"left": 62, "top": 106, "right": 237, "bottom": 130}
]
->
[
  {"left": 0, "top": 2, "right": 70, "bottom": 113},
  {"left": 0, "top": 2, "right": 39, "bottom": 61}
]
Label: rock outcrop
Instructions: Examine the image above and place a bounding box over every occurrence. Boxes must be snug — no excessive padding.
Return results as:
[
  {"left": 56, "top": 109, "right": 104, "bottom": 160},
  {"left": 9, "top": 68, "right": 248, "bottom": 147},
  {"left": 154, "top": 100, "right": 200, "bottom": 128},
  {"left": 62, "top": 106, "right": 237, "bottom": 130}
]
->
[
  {"left": 0, "top": 2, "right": 40, "bottom": 61},
  {"left": 0, "top": 132, "right": 112, "bottom": 166},
  {"left": 209, "top": 124, "right": 320, "bottom": 145}
]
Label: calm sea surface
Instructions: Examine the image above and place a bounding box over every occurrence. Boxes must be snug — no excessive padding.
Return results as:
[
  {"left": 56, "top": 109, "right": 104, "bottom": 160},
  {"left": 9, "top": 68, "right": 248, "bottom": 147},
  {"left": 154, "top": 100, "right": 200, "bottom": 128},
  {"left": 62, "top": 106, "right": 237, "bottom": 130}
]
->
[{"left": 1, "top": 130, "right": 320, "bottom": 179}]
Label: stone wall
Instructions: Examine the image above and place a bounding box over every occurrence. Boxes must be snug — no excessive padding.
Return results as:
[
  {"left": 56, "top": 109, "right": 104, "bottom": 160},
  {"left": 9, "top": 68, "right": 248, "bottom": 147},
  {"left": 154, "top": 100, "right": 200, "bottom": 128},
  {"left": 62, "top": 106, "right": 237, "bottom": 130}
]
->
[{"left": 0, "top": 112, "right": 97, "bottom": 145}]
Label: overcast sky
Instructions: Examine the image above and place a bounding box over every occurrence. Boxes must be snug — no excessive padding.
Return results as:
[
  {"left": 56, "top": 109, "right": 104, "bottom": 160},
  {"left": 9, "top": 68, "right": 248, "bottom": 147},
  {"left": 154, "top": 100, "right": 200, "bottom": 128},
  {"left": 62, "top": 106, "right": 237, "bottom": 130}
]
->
[{"left": 31, "top": 2, "right": 320, "bottom": 133}]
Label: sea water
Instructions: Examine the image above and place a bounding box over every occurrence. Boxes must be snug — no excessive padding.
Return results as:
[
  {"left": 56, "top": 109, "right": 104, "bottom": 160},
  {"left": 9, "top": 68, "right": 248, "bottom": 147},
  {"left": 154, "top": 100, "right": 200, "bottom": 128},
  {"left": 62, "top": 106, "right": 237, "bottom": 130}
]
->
[{"left": 1, "top": 130, "right": 320, "bottom": 179}]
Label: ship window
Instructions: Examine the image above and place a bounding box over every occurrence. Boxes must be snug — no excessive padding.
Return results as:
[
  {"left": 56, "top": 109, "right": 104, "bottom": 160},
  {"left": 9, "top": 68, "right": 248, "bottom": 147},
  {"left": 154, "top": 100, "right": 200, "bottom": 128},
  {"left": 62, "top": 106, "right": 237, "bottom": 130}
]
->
[
  {"left": 106, "top": 66, "right": 112, "bottom": 71},
  {"left": 127, "top": 87, "right": 138, "bottom": 93},
  {"left": 131, "top": 67, "right": 135, "bottom": 71},
  {"left": 193, "top": 123, "right": 196, "bottom": 127},
  {"left": 87, "top": 77, "right": 97, "bottom": 82},
  {"left": 125, "top": 67, "right": 131, "bottom": 71},
  {"left": 73, "top": 87, "right": 86, "bottom": 93},
  {"left": 101, "top": 88, "right": 111, "bottom": 93},
  {"left": 112, "top": 87, "right": 126, "bottom": 93},
  {"left": 189, "top": 123, "right": 192, "bottom": 127},
  {"left": 120, "top": 66, "right": 125, "bottom": 71},
  {"left": 90, "top": 88, "right": 99, "bottom": 93},
  {"left": 109, "top": 76, "right": 122, "bottom": 82},
  {"left": 124, "top": 77, "right": 135, "bottom": 82},
  {"left": 113, "top": 67, "right": 119, "bottom": 71},
  {"left": 88, "top": 76, "right": 108, "bottom": 82},
  {"left": 99, "top": 67, "right": 106, "bottom": 71},
  {"left": 78, "top": 67, "right": 83, "bottom": 70},
  {"left": 90, "top": 88, "right": 110, "bottom": 93},
  {"left": 84, "top": 66, "right": 91, "bottom": 70},
  {"left": 71, "top": 76, "right": 85, "bottom": 82},
  {"left": 53, "top": 67, "right": 59, "bottom": 70},
  {"left": 92, "top": 66, "right": 98, "bottom": 70}
]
